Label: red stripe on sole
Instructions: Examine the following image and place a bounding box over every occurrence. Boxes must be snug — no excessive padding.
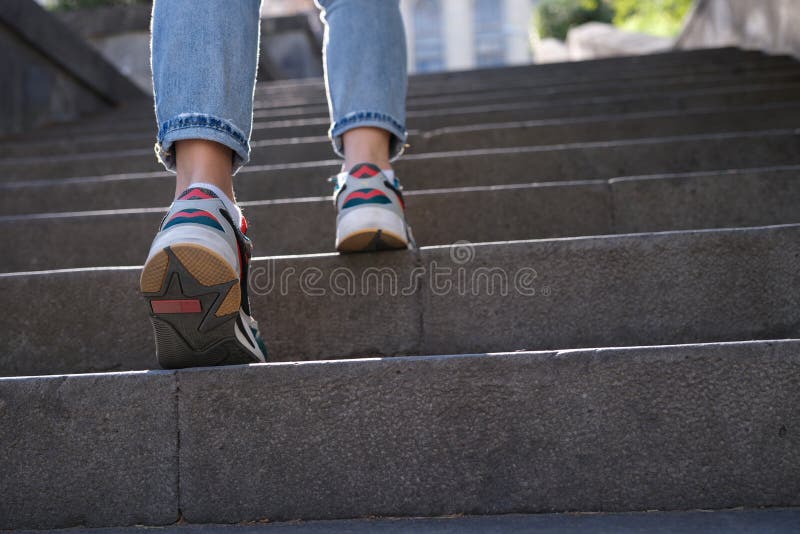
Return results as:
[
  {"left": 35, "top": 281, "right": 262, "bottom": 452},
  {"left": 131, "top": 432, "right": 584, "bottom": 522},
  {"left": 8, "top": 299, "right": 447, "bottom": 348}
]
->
[{"left": 151, "top": 299, "right": 202, "bottom": 314}]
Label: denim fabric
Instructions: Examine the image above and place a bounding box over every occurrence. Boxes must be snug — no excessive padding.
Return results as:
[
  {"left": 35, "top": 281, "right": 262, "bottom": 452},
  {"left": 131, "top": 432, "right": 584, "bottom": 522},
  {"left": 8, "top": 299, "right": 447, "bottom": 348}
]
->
[{"left": 151, "top": 0, "right": 408, "bottom": 174}]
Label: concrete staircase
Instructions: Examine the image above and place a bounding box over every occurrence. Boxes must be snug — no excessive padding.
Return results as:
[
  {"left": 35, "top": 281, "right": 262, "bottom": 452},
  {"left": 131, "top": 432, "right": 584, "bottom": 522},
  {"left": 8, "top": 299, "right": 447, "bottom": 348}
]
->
[{"left": 1, "top": 48, "right": 799, "bottom": 531}]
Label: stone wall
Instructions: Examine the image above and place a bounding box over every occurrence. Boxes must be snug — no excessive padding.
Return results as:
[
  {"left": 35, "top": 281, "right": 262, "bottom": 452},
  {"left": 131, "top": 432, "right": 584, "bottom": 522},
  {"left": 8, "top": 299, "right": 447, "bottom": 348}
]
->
[
  {"left": 677, "top": 0, "right": 800, "bottom": 58},
  {"left": 0, "top": 0, "right": 145, "bottom": 137}
]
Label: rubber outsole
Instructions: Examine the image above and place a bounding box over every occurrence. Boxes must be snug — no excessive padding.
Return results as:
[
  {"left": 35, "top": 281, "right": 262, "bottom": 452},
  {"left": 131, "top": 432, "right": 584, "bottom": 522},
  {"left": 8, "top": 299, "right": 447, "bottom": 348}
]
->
[
  {"left": 139, "top": 243, "right": 261, "bottom": 369},
  {"left": 336, "top": 228, "right": 408, "bottom": 253}
]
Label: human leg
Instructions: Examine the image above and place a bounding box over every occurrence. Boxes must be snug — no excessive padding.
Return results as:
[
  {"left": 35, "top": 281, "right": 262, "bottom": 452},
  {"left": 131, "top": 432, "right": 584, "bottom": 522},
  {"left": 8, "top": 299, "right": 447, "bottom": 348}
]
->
[
  {"left": 141, "top": 0, "right": 267, "bottom": 368},
  {"left": 315, "top": 0, "right": 413, "bottom": 251}
]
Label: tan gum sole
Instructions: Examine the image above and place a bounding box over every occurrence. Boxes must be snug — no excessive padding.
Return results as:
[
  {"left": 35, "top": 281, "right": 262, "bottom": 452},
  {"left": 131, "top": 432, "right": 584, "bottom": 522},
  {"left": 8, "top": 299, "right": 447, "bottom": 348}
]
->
[
  {"left": 336, "top": 227, "right": 408, "bottom": 253},
  {"left": 140, "top": 243, "right": 240, "bottom": 317}
]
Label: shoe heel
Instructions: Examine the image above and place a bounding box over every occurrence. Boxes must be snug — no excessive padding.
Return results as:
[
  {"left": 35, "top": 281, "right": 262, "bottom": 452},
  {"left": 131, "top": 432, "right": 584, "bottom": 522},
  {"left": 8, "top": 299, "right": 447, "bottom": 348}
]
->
[{"left": 140, "top": 244, "right": 256, "bottom": 369}]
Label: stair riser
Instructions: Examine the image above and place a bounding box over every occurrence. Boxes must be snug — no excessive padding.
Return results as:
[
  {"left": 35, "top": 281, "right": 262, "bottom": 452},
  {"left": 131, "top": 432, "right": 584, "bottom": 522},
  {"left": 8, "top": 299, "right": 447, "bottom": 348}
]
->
[
  {"left": 252, "top": 67, "right": 800, "bottom": 121},
  {"left": 254, "top": 48, "right": 787, "bottom": 99},
  {"left": 3, "top": 82, "right": 798, "bottom": 159},
  {"left": 21, "top": 68, "right": 800, "bottom": 139},
  {"left": 3, "top": 130, "right": 797, "bottom": 215},
  {"left": 261, "top": 56, "right": 795, "bottom": 103},
  {"left": 5, "top": 168, "right": 800, "bottom": 272},
  {"left": 5, "top": 102, "right": 800, "bottom": 181},
  {"left": 2, "top": 340, "right": 798, "bottom": 529},
  {"left": 1, "top": 225, "right": 798, "bottom": 376}
]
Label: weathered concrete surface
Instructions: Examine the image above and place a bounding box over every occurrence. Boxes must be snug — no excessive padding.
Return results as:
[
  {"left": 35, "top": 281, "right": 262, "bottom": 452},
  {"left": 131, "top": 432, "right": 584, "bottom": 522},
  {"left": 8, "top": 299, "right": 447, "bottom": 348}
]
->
[
  {"left": 1, "top": 224, "right": 799, "bottom": 377},
  {"left": 177, "top": 341, "right": 800, "bottom": 522},
  {"left": 611, "top": 166, "right": 800, "bottom": 233},
  {"left": 0, "top": 267, "right": 154, "bottom": 376},
  {"left": 7, "top": 56, "right": 797, "bottom": 140},
  {"left": 3, "top": 80, "right": 799, "bottom": 161},
  {"left": 0, "top": 22, "right": 110, "bottom": 137},
  {"left": 0, "top": 0, "right": 144, "bottom": 136},
  {"left": 0, "top": 370, "right": 178, "bottom": 530},
  {"left": 13, "top": 508, "right": 800, "bottom": 533},
  {"left": 251, "top": 66, "right": 800, "bottom": 121},
  {"left": 418, "top": 224, "right": 800, "bottom": 355},
  {"left": 5, "top": 101, "right": 800, "bottom": 181},
  {"left": 6, "top": 164, "right": 800, "bottom": 272},
  {"left": 255, "top": 47, "right": 786, "bottom": 99},
  {"left": 3, "top": 129, "right": 799, "bottom": 215},
  {"left": 0, "top": 181, "right": 613, "bottom": 271}
]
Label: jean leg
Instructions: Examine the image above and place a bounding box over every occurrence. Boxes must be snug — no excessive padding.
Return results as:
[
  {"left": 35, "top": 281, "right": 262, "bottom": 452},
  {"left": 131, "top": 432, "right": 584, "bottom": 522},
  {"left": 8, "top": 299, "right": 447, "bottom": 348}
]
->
[
  {"left": 314, "top": 0, "right": 408, "bottom": 161},
  {"left": 151, "top": 0, "right": 262, "bottom": 174}
]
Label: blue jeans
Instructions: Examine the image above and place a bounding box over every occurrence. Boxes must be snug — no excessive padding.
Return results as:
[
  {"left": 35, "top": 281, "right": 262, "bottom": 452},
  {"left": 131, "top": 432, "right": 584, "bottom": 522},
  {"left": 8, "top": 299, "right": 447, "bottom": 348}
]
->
[{"left": 151, "top": 0, "right": 408, "bottom": 174}]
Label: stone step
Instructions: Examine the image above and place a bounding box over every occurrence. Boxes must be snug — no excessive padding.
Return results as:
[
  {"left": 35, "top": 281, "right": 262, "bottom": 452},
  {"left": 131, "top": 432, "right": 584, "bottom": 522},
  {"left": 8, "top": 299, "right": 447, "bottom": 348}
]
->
[
  {"left": 2, "top": 339, "right": 798, "bottom": 529},
  {"left": 19, "top": 65, "right": 800, "bottom": 139},
  {"left": 14, "top": 509, "right": 800, "bottom": 534},
  {"left": 4, "top": 165, "right": 799, "bottom": 273},
  {"left": 263, "top": 65, "right": 800, "bottom": 119},
  {"left": 1, "top": 223, "right": 798, "bottom": 377},
  {"left": 254, "top": 47, "right": 782, "bottom": 98},
  {"left": 3, "top": 80, "right": 798, "bottom": 159},
  {"left": 4, "top": 102, "right": 800, "bottom": 180},
  {"left": 7, "top": 55, "right": 796, "bottom": 139},
  {"left": 254, "top": 59, "right": 800, "bottom": 113},
  {"left": 3, "top": 129, "right": 798, "bottom": 216}
]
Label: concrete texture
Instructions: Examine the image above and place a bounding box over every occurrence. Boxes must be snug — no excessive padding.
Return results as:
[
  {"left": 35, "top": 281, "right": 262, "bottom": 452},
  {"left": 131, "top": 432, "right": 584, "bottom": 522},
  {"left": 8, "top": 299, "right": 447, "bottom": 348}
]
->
[
  {"left": 5, "top": 101, "right": 800, "bottom": 181},
  {"left": 6, "top": 165, "right": 800, "bottom": 272},
  {"left": 3, "top": 129, "right": 799, "bottom": 216},
  {"left": 3, "top": 343, "right": 797, "bottom": 529},
  {"left": 250, "top": 65, "right": 800, "bottom": 120},
  {"left": 0, "top": 370, "right": 178, "bottom": 530},
  {"left": 7, "top": 54, "right": 796, "bottom": 141},
  {"left": 12, "top": 509, "right": 800, "bottom": 533},
  {"left": 176, "top": 341, "right": 800, "bottom": 522},
  {"left": 0, "top": 0, "right": 144, "bottom": 136},
  {"left": 0, "top": 267, "right": 155, "bottom": 376},
  {"left": 1, "top": 224, "right": 799, "bottom": 377},
  {"left": 0, "top": 180, "right": 612, "bottom": 271},
  {"left": 611, "top": 166, "right": 800, "bottom": 233},
  {"left": 4, "top": 80, "right": 800, "bottom": 161},
  {"left": 0, "top": 22, "right": 110, "bottom": 138},
  {"left": 418, "top": 224, "right": 800, "bottom": 355}
]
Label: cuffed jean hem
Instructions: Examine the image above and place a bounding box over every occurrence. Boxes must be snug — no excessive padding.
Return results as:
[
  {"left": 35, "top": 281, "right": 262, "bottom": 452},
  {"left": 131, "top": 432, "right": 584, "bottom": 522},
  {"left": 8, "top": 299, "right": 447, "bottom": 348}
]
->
[
  {"left": 329, "top": 110, "right": 408, "bottom": 162},
  {"left": 155, "top": 113, "right": 250, "bottom": 174}
]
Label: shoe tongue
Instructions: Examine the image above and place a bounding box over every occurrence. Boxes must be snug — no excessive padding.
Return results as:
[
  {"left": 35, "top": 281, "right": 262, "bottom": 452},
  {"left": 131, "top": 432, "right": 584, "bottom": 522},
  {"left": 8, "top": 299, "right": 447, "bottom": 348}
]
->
[
  {"left": 176, "top": 186, "right": 219, "bottom": 201},
  {"left": 349, "top": 162, "right": 383, "bottom": 179}
]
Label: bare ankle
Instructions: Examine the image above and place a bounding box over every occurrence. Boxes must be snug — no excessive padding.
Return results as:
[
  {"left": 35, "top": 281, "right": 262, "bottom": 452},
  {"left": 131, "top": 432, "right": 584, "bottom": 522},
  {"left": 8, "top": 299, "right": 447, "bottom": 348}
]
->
[
  {"left": 174, "top": 139, "right": 236, "bottom": 200},
  {"left": 342, "top": 127, "right": 392, "bottom": 171}
]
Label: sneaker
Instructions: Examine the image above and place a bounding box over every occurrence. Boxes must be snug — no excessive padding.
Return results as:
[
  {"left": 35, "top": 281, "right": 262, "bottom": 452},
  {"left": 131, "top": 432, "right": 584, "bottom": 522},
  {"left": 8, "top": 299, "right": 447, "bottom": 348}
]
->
[
  {"left": 332, "top": 162, "right": 414, "bottom": 252},
  {"left": 139, "top": 186, "right": 267, "bottom": 369}
]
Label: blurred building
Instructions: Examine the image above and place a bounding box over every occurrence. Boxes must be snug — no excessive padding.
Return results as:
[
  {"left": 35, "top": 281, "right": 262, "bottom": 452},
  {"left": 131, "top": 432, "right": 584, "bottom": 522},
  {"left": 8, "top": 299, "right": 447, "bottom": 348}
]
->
[
  {"left": 266, "top": 0, "right": 537, "bottom": 74},
  {"left": 400, "top": 0, "right": 534, "bottom": 73}
]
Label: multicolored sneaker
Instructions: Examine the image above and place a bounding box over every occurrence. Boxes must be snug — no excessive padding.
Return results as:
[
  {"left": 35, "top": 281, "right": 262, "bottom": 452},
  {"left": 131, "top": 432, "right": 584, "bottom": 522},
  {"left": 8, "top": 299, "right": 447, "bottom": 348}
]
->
[
  {"left": 139, "top": 186, "right": 267, "bottom": 369},
  {"left": 332, "top": 162, "right": 414, "bottom": 252}
]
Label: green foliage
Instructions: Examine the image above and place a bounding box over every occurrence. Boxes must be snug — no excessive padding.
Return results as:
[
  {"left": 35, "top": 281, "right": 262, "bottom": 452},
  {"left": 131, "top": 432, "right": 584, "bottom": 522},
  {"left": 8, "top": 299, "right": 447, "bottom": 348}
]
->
[
  {"left": 612, "top": 0, "right": 693, "bottom": 37},
  {"left": 48, "top": 0, "right": 150, "bottom": 11},
  {"left": 536, "top": 0, "right": 614, "bottom": 41},
  {"left": 536, "top": 0, "right": 693, "bottom": 40}
]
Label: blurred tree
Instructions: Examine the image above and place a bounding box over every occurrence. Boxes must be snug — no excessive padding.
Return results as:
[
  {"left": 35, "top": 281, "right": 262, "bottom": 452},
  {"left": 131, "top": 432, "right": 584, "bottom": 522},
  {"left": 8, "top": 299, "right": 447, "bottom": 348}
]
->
[
  {"left": 612, "top": 0, "right": 693, "bottom": 37},
  {"left": 536, "top": 0, "right": 693, "bottom": 40},
  {"left": 536, "top": 0, "right": 614, "bottom": 41}
]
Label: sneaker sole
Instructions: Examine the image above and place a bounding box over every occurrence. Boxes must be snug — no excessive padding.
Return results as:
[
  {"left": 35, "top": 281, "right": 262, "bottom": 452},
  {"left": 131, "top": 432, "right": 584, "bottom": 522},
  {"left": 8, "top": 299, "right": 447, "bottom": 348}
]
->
[
  {"left": 140, "top": 243, "right": 261, "bottom": 369},
  {"left": 336, "top": 206, "right": 409, "bottom": 253},
  {"left": 336, "top": 228, "right": 408, "bottom": 253}
]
